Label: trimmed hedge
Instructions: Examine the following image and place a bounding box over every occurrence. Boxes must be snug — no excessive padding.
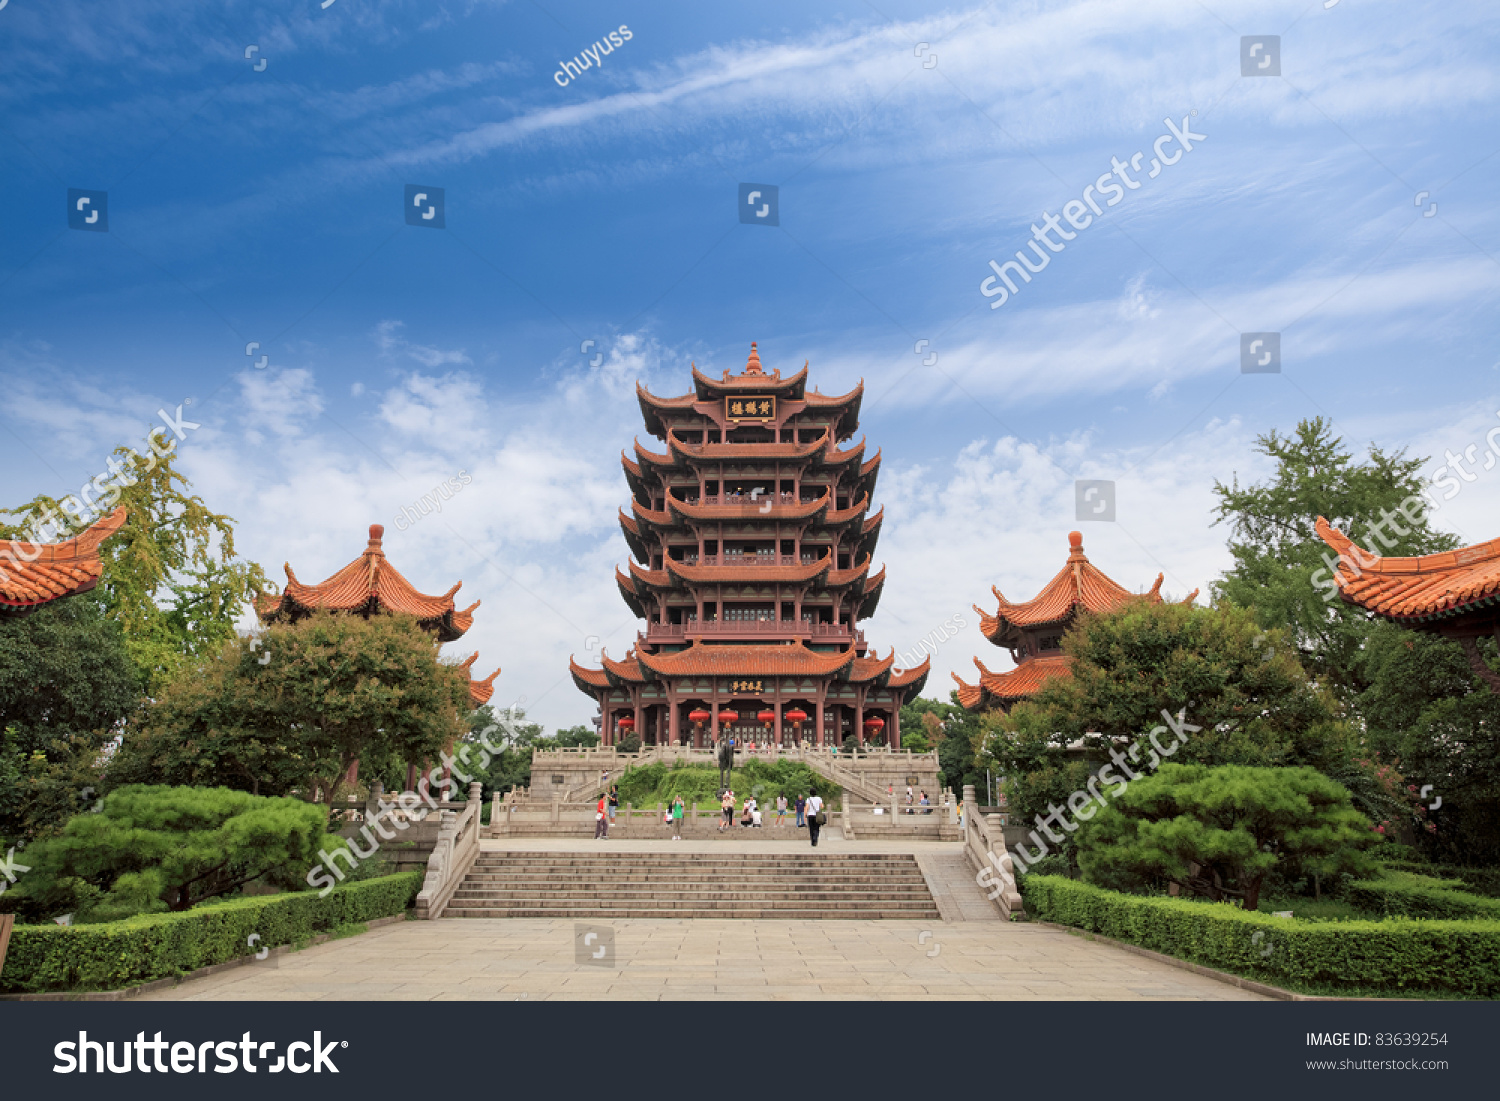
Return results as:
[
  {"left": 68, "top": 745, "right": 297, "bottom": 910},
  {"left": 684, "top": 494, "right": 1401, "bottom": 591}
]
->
[
  {"left": 1022, "top": 875, "right": 1500, "bottom": 996},
  {"left": 1382, "top": 861, "right": 1500, "bottom": 899},
  {"left": 0, "top": 872, "right": 420, "bottom": 994},
  {"left": 1347, "top": 871, "right": 1500, "bottom": 921}
]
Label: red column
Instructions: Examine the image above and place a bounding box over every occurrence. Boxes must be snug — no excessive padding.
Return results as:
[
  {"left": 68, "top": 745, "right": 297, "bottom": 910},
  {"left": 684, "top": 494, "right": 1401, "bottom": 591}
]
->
[{"left": 855, "top": 700, "right": 865, "bottom": 748}]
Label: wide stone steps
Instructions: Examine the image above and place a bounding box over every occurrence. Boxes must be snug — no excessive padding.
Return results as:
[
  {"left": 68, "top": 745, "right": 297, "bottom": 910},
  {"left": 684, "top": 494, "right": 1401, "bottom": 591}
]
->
[{"left": 446, "top": 852, "right": 940, "bottom": 920}]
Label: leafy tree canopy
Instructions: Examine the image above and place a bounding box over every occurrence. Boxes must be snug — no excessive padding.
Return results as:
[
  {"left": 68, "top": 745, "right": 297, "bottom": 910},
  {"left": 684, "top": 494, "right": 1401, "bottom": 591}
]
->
[
  {"left": 1, "top": 431, "right": 271, "bottom": 689},
  {"left": 1076, "top": 763, "right": 1380, "bottom": 910},
  {"left": 1210, "top": 417, "right": 1455, "bottom": 698},
  {"left": 901, "top": 693, "right": 983, "bottom": 795},
  {"left": 114, "top": 611, "right": 469, "bottom": 807},
  {"left": 1, "top": 784, "right": 326, "bottom": 923},
  {"left": 980, "top": 599, "right": 1353, "bottom": 866},
  {"left": 0, "top": 593, "right": 141, "bottom": 844}
]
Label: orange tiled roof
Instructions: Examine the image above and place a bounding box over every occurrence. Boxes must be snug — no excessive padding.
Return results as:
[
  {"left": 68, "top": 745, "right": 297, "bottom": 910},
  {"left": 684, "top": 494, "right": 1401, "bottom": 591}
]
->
[
  {"left": 1316, "top": 516, "right": 1500, "bottom": 623},
  {"left": 255, "top": 523, "right": 479, "bottom": 643},
  {"left": 0, "top": 507, "right": 126, "bottom": 616},
  {"left": 660, "top": 491, "right": 832, "bottom": 524},
  {"left": 823, "top": 438, "right": 866, "bottom": 466},
  {"left": 977, "top": 532, "right": 1196, "bottom": 646},
  {"left": 827, "top": 494, "right": 872, "bottom": 525},
  {"left": 662, "top": 556, "right": 833, "bottom": 586},
  {"left": 570, "top": 640, "right": 926, "bottom": 690},
  {"left": 690, "top": 346, "right": 807, "bottom": 394},
  {"left": 667, "top": 429, "right": 831, "bottom": 462},
  {"left": 953, "top": 654, "right": 1072, "bottom": 710},
  {"left": 458, "top": 653, "right": 501, "bottom": 707},
  {"left": 638, "top": 641, "right": 855, "bottom": 679},
  {"left": 888, "top": 658, "right": 931, "bottom": 690},
  {"left": 804, "top": 382, "right": 864, "bottom": 408}
]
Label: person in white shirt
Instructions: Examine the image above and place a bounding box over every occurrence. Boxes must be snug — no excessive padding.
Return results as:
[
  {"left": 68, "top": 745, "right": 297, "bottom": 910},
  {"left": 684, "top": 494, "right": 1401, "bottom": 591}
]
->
[{"left": 804, "top": 790, "right": 825, "bottom": 847}]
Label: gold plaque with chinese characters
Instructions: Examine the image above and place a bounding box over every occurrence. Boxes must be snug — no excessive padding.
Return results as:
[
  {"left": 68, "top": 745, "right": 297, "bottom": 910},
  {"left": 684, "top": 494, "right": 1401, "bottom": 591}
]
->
[{"left": 725, "top": 396, "right": 775, "bottom": 423}]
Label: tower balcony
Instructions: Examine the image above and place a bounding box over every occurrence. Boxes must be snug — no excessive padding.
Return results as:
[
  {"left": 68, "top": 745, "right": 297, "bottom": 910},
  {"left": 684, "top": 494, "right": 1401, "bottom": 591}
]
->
[{"left": 642, "top": 619, "right": 863, "bottom": 646}]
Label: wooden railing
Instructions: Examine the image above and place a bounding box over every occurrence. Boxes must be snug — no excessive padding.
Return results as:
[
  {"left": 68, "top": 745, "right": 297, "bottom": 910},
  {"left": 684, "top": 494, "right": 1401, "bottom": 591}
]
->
[{"left": 415, "top": 782, "right": 485, "bottom": 919}]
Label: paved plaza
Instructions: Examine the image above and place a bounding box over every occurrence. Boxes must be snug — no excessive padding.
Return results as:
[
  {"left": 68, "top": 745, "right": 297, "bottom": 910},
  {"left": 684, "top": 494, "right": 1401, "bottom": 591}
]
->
[{"left": 139, "top": 838, "right": 1267, "bottom": 1001}]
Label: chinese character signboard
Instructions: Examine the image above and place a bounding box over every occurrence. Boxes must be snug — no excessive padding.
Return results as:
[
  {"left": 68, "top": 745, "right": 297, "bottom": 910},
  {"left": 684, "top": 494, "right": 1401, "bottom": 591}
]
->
[{"left": 725, "top": 396, "right": 775, "bottom": 424}]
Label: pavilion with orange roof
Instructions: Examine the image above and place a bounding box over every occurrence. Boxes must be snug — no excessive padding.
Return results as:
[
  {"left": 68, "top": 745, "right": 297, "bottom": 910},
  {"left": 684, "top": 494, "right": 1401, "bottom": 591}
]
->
[
  {"left": 1316, "top": 516, "right": 1500, "bottom": 693},
  {"left": 256, "top": 523, "right": 499, "bottom": 708},
  {"left": 0, "top": 507, "right": 128, "bottom": 617},
  {"left": 570, "top": 342, "right": 928, "bottom": 748},
  {"left": 954, "top": 531, "right": 1197, "bottom": 711}
]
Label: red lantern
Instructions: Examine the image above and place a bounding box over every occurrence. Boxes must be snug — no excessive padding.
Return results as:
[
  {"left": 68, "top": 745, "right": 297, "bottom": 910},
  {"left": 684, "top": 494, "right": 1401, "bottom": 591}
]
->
[
  {"left": 863, "top": 717, "right": 885, "bottom": 731},
  {"left": 617, "top": 717, "right": 636, "bottom": 731},
  {"left": 688, "top": 709, "right": 712, "bottom": 725},
  {"left": 784, "top": 708, "right": 808, "bottom": 725},
  {"left": 717, "top": 710, "right": 739, "bottom": 725},
  {"left": 757, "top": 710, "right": 776, "bottom": 726}
]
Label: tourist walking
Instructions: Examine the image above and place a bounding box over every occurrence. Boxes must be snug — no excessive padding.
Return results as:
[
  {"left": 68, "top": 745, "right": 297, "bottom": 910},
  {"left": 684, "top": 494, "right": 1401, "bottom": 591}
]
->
[
  {"left": 805, "top": 790, "right": 825, "bottom": 847},
  {"left": 775, "top": 794, "right": 787, "bottom": 826},
  {"left": 719, "top": 788, "right": 734, "bottom": 832},
  {"left": 794, "top": 793, "right": 806, "bottom": 828},
  {"left": 608, "top": 785, "right": 620, "bottom": 828},
  {"left": 594, "top": 792, "right": 608, "bottom": 839},
  {"left": 672, "top": 796, "right": 684, "bottom": 840}
]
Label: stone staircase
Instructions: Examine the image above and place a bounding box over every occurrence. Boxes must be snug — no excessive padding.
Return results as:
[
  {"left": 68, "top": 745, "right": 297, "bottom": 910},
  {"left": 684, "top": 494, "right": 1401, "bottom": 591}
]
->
[{"left": 444, "top": 851, "right": 941, "bottom": 920}]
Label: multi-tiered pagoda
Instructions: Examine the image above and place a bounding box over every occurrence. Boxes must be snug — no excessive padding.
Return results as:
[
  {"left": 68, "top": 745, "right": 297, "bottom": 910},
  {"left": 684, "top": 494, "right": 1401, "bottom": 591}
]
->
[
  {"left": 255, "top": 523, "right": 499, "bottom": 708},
  {"left": 569, "top": 343, "right": 929, "bottom": 747},
  {"left": 954, "top": 531, "right": 1197, "bottom": 711}
]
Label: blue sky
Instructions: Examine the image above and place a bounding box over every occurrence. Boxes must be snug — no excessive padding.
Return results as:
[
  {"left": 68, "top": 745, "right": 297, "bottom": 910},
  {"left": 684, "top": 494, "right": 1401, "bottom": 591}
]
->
[{"left": 4, "top": 0, "right": 1499, "bottom": 730}]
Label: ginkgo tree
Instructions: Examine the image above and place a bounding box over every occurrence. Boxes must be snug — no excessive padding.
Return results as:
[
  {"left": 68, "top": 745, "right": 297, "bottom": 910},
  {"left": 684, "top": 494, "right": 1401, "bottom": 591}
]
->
[{"left": 1, "top": 430, "right": 271, "bottom": 689}]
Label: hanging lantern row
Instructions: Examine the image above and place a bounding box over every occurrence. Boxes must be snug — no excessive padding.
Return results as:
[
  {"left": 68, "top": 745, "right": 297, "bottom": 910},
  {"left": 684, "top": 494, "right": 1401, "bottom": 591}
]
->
[
  {"left": 616, "top": 717, "right": 636, "bottom": 731},
  {"left": 717, "top": 710, "right": 739, "bottom": 725},
  {"left": 756, "top": 710, "right": 777, "bottom": 726},
  {"left": 784, "top": 708, "right": 808, "bottom": 725},
  {"left": 863, "top": 717, "right": 885, "bottom": 731},
  {"left": 688, "top": 709, "right": 712, "bottom": 725}
]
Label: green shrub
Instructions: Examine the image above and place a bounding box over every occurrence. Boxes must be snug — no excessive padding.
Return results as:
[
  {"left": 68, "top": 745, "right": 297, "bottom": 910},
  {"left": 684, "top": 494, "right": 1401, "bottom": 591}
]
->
[
  {"left": 615, "top": 760, "right": 838, "bottom": 808},
  {"left": 1022, "top": 874, "right": 1500, "bottom": 996},
  {"left": 0, "top": 872, "right": 419, "bottom": 993},
  {"left": 2, "top": 785, "right": 328, "bottom": 923},
  {"left": 1347, "top": 871, "right": 1500, "bottom": 920},
  {"left": 1381, "top": 861, "right": 1500, "bottom": 898}
]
